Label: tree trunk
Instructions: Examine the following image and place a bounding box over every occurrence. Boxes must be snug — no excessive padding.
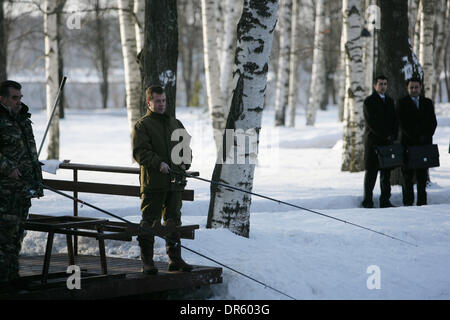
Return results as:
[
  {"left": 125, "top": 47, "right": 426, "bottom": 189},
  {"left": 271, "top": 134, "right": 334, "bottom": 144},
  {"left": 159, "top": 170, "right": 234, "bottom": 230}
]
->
[
  {"left": 220, "top": 0, "right": 242, "bottom": 110},
  {"left": 341, "top": 0, "right": 365, "bottom": 172},
  {"left": 337, "top": 8, "right": 347, "bottom": 122},
  {"left": 432, "top": 0, "right": 450, "bottom": 102},
  {"left": 0, "top": 0, "right": 7, "bottom": 81},
  {"left": 306, "top": 0, "right": 326, "bottom": 126},
  {"left": 119, "top": 0, "right": 143, "bottom": 149},
  {"left": 408, "top": 0, "right": 420, "bottom": 41},
  {"left": 274, "top": 0, "right": 292, "bottom": 127},
  {"left": 207, "top": 0, "right": 279, "bottom": 238},
  {"left": 134, "top": 0, "right": 145, "bottom": 54},
  {"left": 376, "top": 0, "right": 424, "bottom": 186},
  {"left": 94, "top": 1, "right": 109, "bottom": 110},
  {"left": 419, "top": 0, "right": 435, "bottom": 98},
  {"left": 413, "top": 0, "right": 421, "bottom": 56},
  {"left": 376, "top": 0, "right": 423, "bottom": 100},
  {"left": 44, "top": 0, "right": 60, "bottom": 159},
  {"left": 141, "top": 0, "right": 178, "bottom": 117},
  {"left": 201, "top": 0, "right": 227, "bottom": 151},
  {"left": 56, "top": 0, "right": 66, "bottom": 119},
  {"left": 287, "top": 0, "right": 299, "bottom": 127}
]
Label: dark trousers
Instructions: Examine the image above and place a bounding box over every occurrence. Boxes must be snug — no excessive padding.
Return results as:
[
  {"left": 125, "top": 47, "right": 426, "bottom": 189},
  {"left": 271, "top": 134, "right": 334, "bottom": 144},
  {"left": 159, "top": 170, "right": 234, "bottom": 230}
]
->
[
  {"left": 138, "top": 191, "right": 182, "bottom": 245},
  {"left": 401, "top": 168, "right": 428, "bottom": 206},
  {"left": 363, "top": 168, "right": 391, "bottom": 206},
  {"left": 0, "top": 195, "right": 31, "bottom": 283}
]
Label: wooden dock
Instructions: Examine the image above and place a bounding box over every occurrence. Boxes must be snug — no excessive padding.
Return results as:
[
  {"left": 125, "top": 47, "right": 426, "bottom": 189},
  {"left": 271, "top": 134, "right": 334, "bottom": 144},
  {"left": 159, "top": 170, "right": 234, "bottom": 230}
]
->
[{"left": 0, "top": 254, "right": 223, "bottom": 300}]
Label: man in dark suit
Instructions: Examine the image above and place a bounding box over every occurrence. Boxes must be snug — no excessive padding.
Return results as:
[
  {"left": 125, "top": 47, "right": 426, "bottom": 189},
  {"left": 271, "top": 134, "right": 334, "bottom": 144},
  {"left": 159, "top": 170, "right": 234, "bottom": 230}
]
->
[
  {"left": 397, "top": 78, "right": 437, "bottom": 206},
  {"left": 362, "top": 75, "right": 398, "bottom": 208}
]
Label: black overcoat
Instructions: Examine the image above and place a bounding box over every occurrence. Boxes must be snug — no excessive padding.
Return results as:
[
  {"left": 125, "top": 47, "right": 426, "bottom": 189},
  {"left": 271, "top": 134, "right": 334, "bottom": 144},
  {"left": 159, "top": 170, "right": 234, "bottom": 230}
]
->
[
  {"left": 363, "top": 92, "right": 399, "bottom": 170},
  {"left": 397, "top": 95, "right": 437, "bottom": 146}
]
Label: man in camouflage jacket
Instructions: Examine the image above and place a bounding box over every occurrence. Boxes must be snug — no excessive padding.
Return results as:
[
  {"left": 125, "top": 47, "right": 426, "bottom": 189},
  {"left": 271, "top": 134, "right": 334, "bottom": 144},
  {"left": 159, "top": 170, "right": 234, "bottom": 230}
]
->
[
  {"left": 0, "top": 80, "right": 43, "bottom": 284},
  {"left": 132, "top": 85, "right": 192, "bottom": 274}
]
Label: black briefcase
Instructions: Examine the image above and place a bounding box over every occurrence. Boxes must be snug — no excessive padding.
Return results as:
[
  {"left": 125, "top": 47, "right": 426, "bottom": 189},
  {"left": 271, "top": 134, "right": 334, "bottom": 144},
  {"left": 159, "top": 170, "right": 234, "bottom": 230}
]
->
[
  {"left": 375, "top": 144, "right": 405, "bottom": 169},
  {"left": 406, "top": 144, "right": 440, "bottom": 169}
]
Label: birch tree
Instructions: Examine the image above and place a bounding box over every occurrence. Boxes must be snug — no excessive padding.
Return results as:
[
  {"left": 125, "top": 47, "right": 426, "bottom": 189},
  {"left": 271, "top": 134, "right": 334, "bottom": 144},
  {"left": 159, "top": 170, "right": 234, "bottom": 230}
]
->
[
  {"left": 419, "top": 0, "right": 435, "bottom": 98},
  {"left": 0, "top": 0, "right": 6, "bottom": 81},
  {"left": 432, "top": 0, "right": 450, "bottom": 101},
  {"left": 44, "top": 0, "right": 60, "bottom": 159},
  {"left": 118, "top": 0, "right": 142, "bottom": 143},
  {"left": 306, "top": 0, "right": 326, "bottom": 126},
  {"left": 337, "top": 9, "right": 347, "bottom": 122},
  {"left": 134, "top": 0, "right": 144, "bottom": 54},
  {"left": 274, "top": 0, "right": 292, "bottom": 126},
  {"left": 287, "top": 0, "right": 299, "bottom": 127},
  {"left": 341, "top": 0, "right": 365, "bottom": 172},
  {"left": 201, "top": 0, "right": 227, "bottom": 150},
  {"left": 207, "top": 0, "right": 279, "bottom": 238}
]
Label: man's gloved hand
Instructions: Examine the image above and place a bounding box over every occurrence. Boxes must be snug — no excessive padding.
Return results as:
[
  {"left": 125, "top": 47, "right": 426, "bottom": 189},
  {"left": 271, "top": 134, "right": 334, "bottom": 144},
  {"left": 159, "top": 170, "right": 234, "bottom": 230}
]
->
[{"left": 159, "top": 162, "right": 170, "bottom": 174}]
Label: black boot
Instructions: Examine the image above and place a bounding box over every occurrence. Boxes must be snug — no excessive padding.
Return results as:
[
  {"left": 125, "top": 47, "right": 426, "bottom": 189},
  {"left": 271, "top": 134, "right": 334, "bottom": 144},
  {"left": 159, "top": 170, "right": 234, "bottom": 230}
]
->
[
  {"left": 166, "top": 241, "right": 193, "bottom": 272},
  {"left": 165, "top": 219, "right": 192, "bottom": 272},
  {"left": 138, "top": 220, "right": 158, "bottom": 275},
  {"left": 139, "top": 240, "right": 158, "bottom": 275}
]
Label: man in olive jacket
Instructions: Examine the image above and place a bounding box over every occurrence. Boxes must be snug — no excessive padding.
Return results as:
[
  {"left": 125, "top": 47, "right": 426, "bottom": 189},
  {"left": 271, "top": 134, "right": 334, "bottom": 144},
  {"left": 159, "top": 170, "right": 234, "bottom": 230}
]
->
[
  {"left": 397, "top": 78, "right": 437, "bottom": 206},
  {"left": 0, "top": 80, "right": 43, "bottom": 283},
  {"left": 132, "top": 85, "right": 192, "bottom": 274},
  {"left": 362, "top": 75, "right": 398, "bottom": 208}
]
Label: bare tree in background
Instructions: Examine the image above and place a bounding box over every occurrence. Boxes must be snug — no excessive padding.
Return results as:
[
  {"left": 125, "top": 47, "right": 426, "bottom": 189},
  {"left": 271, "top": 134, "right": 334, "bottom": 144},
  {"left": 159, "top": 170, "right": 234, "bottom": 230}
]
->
[
  {"left": 432, "top": 0, "right": 450, "bottom": 102},
  {"left": 306, "top": 0, "right": 326, "bottom": 126},
  {"left": 0, "top": 0, "right": 6, "bottom": 81},
  {"left": 419, "top": 0, "right": 435, "bottom": 98},
  {"left": 274, "top": 0, "right": 292, "bottom": 126}
]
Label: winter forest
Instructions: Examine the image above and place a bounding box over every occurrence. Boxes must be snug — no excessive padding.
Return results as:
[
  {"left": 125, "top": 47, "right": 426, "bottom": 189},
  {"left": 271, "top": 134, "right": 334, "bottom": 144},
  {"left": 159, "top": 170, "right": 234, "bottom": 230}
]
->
[{"left": 2, "top": 0, "right": 450, "bottom": 300}]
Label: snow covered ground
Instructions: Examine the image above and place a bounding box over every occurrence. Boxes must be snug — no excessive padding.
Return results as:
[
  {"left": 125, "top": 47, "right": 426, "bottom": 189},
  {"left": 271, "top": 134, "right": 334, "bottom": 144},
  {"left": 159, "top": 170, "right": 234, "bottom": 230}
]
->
[{"left": 22, "top": 103, "right": 450, "bottom": 300}]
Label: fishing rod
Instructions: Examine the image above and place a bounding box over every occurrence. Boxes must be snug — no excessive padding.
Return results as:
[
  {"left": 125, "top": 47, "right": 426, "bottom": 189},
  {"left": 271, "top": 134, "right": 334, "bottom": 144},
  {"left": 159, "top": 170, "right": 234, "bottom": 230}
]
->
[
  {"left": 38, "top": 76, "right": 68, "bottom": 158},
  {"left": 170, "top": 168, "right": 418, "bottom": 247},
  {"left": 41, "top": 182, "right": 297, "bottom": 300}
]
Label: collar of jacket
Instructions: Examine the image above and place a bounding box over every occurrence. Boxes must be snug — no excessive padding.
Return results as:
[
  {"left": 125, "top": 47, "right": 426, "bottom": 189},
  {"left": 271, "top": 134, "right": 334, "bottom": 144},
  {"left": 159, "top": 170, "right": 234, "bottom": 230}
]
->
[
  {"left": 145, "top": 109, "right": 169, "bottom": 120},
  {"left": 0, "top": 102, "right": 31, "bottom": 120}
]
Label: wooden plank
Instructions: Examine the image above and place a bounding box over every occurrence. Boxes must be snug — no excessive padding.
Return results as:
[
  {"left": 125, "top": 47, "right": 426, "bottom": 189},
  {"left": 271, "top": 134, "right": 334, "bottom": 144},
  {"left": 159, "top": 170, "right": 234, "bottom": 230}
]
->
[
  {"left": 2, "top": 254, "right": 223, "bottom": 299},
  {"left": 42, "top": 179, "right": 195, "bottom": 201}
]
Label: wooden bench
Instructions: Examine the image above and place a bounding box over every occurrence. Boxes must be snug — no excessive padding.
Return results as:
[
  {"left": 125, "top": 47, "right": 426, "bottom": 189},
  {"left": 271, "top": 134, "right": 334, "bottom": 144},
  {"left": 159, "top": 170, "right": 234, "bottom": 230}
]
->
[{"left": 25, "top": 161, "right": 199, "bottom": 284}]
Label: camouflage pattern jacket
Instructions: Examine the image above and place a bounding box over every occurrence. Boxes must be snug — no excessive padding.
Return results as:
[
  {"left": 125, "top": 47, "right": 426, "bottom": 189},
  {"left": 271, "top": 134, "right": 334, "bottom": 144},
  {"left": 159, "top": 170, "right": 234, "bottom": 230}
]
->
[
  {"left": 132, "top": 110, "right": 191, "bottom": 194},
  {"left": 0, "top": 102, "right": 43, "bottom": 198}
]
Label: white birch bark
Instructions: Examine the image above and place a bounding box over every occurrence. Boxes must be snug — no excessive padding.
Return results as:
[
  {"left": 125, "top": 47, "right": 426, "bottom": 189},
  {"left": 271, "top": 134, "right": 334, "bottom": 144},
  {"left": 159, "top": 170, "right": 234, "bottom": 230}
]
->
[
  {"left": 341, "top": 0, "right": 365, "bottom": 172},
  {"left": 201, "top": 0, "right": 227, "bottom": 152},
  {"left": 274, "top": 0, "right": 292, "bottom": 126},
  {"left": 287, "top": 0, "right": 299, "bottom": 127},
  {"left": 118, "top": 0, "right": 142, "bottom": 145},
  {"left": 363, "top": 0, "right": 375, "bottom": 96},
  {"left": 133, "top": 0, "right": 145, "bottom": 54},
  {"left": 207, "top": 0, "right": 279, "bottom": 238},
  {"left": 337, "top": 9, "right": 347, "bottom": 122},
  {"left": 419, "top": 0, "right": 435, "bottom": 98},
  {"left": 306, "top": 0, "right": 326, "bottom": 126},
  {"left": 44, "top": 0, "right": 60, "bottom": 160}
]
